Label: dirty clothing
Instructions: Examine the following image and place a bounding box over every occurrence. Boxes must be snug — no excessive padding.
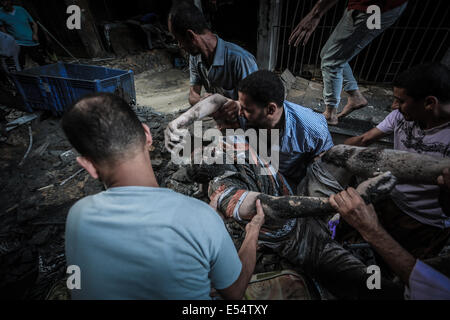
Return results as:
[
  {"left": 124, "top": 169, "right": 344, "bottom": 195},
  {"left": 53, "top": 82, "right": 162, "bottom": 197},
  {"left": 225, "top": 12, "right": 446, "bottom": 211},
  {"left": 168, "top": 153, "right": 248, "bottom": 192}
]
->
[
  {"left": 66, "top": 186, "right": 242, "bottom": 300},
  {"left": 374, "top": 198, "right": 450, "bottom": 259},
  {"left": 189, "top": 35, "right": 258, "bottom": 100},
  {"left": 203, "top": 137, "right": 403, "bottom": 299},
  {"left": 320, "top": 3, "right": 407, "bottom": 108},
  {"left": 377, "top": 110, "right": 450, "bottom": 229}
]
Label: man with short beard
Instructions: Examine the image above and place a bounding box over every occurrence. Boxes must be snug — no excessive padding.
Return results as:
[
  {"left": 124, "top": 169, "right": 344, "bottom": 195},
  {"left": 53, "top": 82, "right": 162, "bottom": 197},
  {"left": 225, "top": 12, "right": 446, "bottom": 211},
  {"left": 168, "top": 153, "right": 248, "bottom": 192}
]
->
[{"left": 166, "top": 70, "right": 334, "bottom": 187}]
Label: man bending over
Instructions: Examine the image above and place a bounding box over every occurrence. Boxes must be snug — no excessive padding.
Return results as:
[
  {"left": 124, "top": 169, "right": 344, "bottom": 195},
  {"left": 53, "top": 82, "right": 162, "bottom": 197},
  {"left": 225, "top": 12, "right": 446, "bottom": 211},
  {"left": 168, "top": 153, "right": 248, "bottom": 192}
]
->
[{"left": 62, "top": 93, "right": 264, "bottom": 300}]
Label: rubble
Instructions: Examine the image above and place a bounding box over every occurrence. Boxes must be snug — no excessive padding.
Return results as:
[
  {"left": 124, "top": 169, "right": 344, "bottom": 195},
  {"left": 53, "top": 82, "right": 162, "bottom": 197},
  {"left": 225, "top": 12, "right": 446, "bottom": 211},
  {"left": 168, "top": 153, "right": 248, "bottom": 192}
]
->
[{"left": 0, "top": 103, "right": 206, "bottom": 299}]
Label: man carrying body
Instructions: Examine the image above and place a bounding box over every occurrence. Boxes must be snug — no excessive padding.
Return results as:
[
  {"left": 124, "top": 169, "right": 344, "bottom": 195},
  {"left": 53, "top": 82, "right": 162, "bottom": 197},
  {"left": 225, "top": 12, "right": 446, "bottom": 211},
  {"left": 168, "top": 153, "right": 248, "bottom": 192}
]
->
[
  {"left": 289, "top": 0, "right": 407, "bottom": 125},
  {"left": 62, "top": 92, "right": 264, "bottom": 300},
  {"left": 330, "top": 188, "right": 450, "bottom": 299},
  {"left": 344, "top": 63, "right": 450, "bottom": 258},
  {"left": 0, "top": 0, "right": 45, "bottom": 69},
  {"left": 166, "top": 70, "right": 334, "bottom": 187},
  {"left": 168, "top": 2, "right": 258, "bottom": 127}
]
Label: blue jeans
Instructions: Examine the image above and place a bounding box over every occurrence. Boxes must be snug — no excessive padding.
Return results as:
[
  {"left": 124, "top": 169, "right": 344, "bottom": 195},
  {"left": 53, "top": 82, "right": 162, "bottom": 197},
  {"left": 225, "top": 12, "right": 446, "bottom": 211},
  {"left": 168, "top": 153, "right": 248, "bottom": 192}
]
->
[{"left": 320, "top": 3, "right": 407, "bottom": 108}]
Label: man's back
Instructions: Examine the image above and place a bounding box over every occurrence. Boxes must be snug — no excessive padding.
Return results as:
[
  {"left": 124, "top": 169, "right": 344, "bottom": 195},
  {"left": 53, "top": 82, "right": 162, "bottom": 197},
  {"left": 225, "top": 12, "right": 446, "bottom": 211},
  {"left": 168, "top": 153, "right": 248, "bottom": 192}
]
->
[{"left": 65, "top": 186, "right": 242, "bottom": 300}]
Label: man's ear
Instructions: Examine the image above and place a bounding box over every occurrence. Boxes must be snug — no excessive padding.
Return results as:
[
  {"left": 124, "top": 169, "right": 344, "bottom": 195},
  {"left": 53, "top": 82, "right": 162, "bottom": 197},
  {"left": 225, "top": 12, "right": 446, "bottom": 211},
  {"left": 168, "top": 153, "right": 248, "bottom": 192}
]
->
[
  {"left": 76, "top": 156, "right": 99, "bottom": 180},
  {"left": 424, "top": 96, "right": 439, "bottom": 112},
  {"left": 267, "top": 102, "right": 278, "bottom": 116},
  {"left": 142, "top": 123, "right": 153, "bottom": 148},
  {"left": 186, "top": 29, "right": 197, "bottom": 42}
]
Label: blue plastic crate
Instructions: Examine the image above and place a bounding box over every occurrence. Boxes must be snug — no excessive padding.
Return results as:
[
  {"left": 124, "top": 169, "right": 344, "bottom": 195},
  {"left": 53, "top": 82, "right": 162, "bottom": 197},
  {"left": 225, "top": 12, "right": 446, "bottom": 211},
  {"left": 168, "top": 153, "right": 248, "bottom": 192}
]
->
[{"left": 10, "top": 62, "right": 136, "bottom": 115}]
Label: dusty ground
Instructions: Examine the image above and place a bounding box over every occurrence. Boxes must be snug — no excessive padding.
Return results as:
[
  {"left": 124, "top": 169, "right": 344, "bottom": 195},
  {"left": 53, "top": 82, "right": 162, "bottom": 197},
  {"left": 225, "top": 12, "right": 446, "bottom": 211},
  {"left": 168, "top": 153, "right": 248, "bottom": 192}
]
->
[{"left": 135, "top": 68, "right": 191, "bottom": 113}]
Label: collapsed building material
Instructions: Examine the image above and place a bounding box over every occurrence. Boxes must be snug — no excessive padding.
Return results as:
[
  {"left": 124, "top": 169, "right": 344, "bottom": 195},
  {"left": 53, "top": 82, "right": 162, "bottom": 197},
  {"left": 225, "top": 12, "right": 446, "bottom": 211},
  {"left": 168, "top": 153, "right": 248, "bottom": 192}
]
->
[{"left": 258, "top": 171, "right": 397, "bottom": 221}]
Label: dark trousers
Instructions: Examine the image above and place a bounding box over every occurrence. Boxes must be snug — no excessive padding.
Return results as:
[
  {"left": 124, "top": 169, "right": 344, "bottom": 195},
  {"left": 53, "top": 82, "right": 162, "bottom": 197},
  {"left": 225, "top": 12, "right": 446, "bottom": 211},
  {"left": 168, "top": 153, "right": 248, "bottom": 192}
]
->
[
  {"left": 375, "top": 199, "right": 450, "bottom": 259},
  {"left": 338, "top": 198, "right": 450, "bottom": 260},
  {"left": 18, "top": 45, "right": 46, "bottom": 69}
]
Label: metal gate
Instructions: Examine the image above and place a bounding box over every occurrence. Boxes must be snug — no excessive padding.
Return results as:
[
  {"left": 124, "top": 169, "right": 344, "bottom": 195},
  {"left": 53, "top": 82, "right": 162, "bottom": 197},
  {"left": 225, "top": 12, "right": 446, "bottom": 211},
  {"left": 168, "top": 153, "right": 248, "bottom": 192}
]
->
[{"left": 275, "top": 0, "right": 449, "bottom": 83}]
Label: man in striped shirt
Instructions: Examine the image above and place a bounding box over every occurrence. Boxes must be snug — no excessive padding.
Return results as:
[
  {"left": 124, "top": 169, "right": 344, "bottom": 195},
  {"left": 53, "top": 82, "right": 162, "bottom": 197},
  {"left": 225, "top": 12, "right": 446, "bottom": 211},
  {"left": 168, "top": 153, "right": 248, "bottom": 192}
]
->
[{"left": 166, "top": 70, "right": 334, "bottom": 187}]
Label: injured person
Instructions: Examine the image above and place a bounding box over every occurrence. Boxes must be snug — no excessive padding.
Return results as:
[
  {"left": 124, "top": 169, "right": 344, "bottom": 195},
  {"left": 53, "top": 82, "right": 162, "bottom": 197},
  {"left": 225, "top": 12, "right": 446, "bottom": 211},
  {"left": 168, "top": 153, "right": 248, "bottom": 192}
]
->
[
  {"left": 165, "top": 65, "right": 450, "bottom": 299},
  {"left": 166, "top": 64, "right": 450, "bottom": 261},
  {"left": 181, "top": 134, "right": 450, "bottom": 299}
]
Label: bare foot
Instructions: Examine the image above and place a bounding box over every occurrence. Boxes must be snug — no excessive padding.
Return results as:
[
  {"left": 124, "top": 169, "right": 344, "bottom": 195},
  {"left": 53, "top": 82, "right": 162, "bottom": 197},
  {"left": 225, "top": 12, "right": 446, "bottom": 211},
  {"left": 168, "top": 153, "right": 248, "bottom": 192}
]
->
[
  {"left": 323, "top": 106, "right": 338, "bottom": 126},
  {"left": 338, "top": 90, "right": 368, "bottom": 119}
]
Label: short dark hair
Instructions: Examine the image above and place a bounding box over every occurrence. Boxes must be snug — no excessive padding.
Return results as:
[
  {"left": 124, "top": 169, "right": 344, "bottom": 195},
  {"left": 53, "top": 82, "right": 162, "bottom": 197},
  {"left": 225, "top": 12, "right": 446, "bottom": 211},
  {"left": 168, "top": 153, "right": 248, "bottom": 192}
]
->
[
  {"left": 238, "top": 70, "right": 285, "bottom": 108},
  {"left": 61, "top": 93, "right": 146, "bottom": 165},
  {"left": 393, "top": 63, "right": 450, "bottom": 103},
  {"left": 169, "top": 2, "right": 210, "bottom": 37}
]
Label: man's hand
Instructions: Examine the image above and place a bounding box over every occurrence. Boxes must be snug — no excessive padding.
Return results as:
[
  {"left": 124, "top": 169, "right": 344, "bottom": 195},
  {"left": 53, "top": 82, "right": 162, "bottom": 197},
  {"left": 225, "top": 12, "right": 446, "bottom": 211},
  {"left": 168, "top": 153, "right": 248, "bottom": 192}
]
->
[
  {"left": 31, "top": 22, "right": 39, "bottom": 43},
  {"left": 437, "top": 168, "right": 450, "bottom": 189},
  {"left": 211, "top": 99, "right": 240, "bottom": 124},
  {"left": 329, "top": 188, "right": 382, "bottom": 241},
  {"left": 245, "top": 200, "right": 265, "bottom": 234},
  {"left": 289, "top": 11, "right": 321, "bottom": 47},
  {"left": 164, "top": 116, "right": 190, "bottom": 154}
]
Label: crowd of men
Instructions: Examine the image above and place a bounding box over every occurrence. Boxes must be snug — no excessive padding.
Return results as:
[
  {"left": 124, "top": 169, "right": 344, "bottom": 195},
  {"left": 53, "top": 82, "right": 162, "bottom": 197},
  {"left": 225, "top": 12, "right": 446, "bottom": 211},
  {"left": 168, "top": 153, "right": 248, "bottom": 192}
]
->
[{"left": 4, "top": 0, "right": 448, "bottom": 299}]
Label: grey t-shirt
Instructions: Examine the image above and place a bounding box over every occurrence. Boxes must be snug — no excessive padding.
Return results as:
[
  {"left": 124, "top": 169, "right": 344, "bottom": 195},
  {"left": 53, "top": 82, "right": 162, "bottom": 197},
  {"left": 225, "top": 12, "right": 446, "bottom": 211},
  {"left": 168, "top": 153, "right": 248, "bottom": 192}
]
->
[
  {"left": 377, "top": 110, "right": 450, "bottom": 228},
  {"left": 65, "top": 186, "right": 242, "bottom": 300}
]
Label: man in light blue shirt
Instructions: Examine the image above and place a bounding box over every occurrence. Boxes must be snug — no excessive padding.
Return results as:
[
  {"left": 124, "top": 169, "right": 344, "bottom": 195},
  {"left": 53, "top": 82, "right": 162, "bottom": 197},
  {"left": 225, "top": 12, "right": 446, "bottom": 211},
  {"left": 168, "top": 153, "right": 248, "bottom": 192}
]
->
[
  {"left": 62, "top": 92, "right": 265, "bottom": 300},
  {"left": 0, "top": 0, "right": 45, "bottom": 68},
  {"left": 168, "top": 2, "right": 258, "bottom": 128}
]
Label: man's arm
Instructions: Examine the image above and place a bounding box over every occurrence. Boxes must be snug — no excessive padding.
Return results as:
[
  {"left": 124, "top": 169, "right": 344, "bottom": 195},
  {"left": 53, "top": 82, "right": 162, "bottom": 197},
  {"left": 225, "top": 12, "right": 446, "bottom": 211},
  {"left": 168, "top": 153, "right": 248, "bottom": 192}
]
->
[
  {"left": 437, "top": 168, "right": 450, "bottom": 216},
  {"left": 165, "top": 94, "right": 230, "bottom": 152},
  {"left": 344, "top": 128, "right": 387, "bottom": 147},
  {"left": 289, "top": 0, "right": 339, "bottom": 46},
  {"left": 217, "top": 200, "right": 265, "bottom": 300},
  {"left": 31, "top": 21, "right": 39, "bottom": 42},
  {"left": 189, "top": 85, "right": 203, "bottom": 106},
  {"left": 330, "top": 188, "right": 416, "bottom": 284}
]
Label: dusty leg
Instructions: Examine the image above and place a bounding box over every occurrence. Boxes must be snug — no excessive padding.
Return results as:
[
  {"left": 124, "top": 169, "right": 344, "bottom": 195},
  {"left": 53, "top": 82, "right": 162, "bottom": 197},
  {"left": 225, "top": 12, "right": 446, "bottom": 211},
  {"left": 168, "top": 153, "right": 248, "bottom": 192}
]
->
[
  {"left": 322, "top": 145, "right": 450, "bottom": 184},
  {"left": 274, "top": 216, "right": 403, "bottom": 299},
  {"left": 258, "top": 171, "right": 397, "bottom": 221}
]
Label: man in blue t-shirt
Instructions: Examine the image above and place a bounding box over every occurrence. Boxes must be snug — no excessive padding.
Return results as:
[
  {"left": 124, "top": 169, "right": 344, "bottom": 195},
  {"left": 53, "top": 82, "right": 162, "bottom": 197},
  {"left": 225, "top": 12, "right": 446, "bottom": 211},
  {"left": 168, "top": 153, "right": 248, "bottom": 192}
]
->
[
  {"left": 62, "top": 92, "right": 265, "bottom": 300},
  {"left": 0, "top": 0, "right": 45, "bottom": 68}
]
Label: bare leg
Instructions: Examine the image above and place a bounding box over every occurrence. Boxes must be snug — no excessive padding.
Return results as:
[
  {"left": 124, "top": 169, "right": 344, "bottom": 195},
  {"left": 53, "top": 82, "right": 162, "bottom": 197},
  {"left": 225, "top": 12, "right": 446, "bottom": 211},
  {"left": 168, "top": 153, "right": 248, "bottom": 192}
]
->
[
  {"left": 338, "top": 89, "right": 368, "bottom": 119},
  {"left": 322, "top": 145, "right": 450, "bottom": 184},
  {"left": 258, "top": 172, "right": 397, "bottom": 221},
  {"left": 323, "top": 105, "right": 338, "bottom": 126}
]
